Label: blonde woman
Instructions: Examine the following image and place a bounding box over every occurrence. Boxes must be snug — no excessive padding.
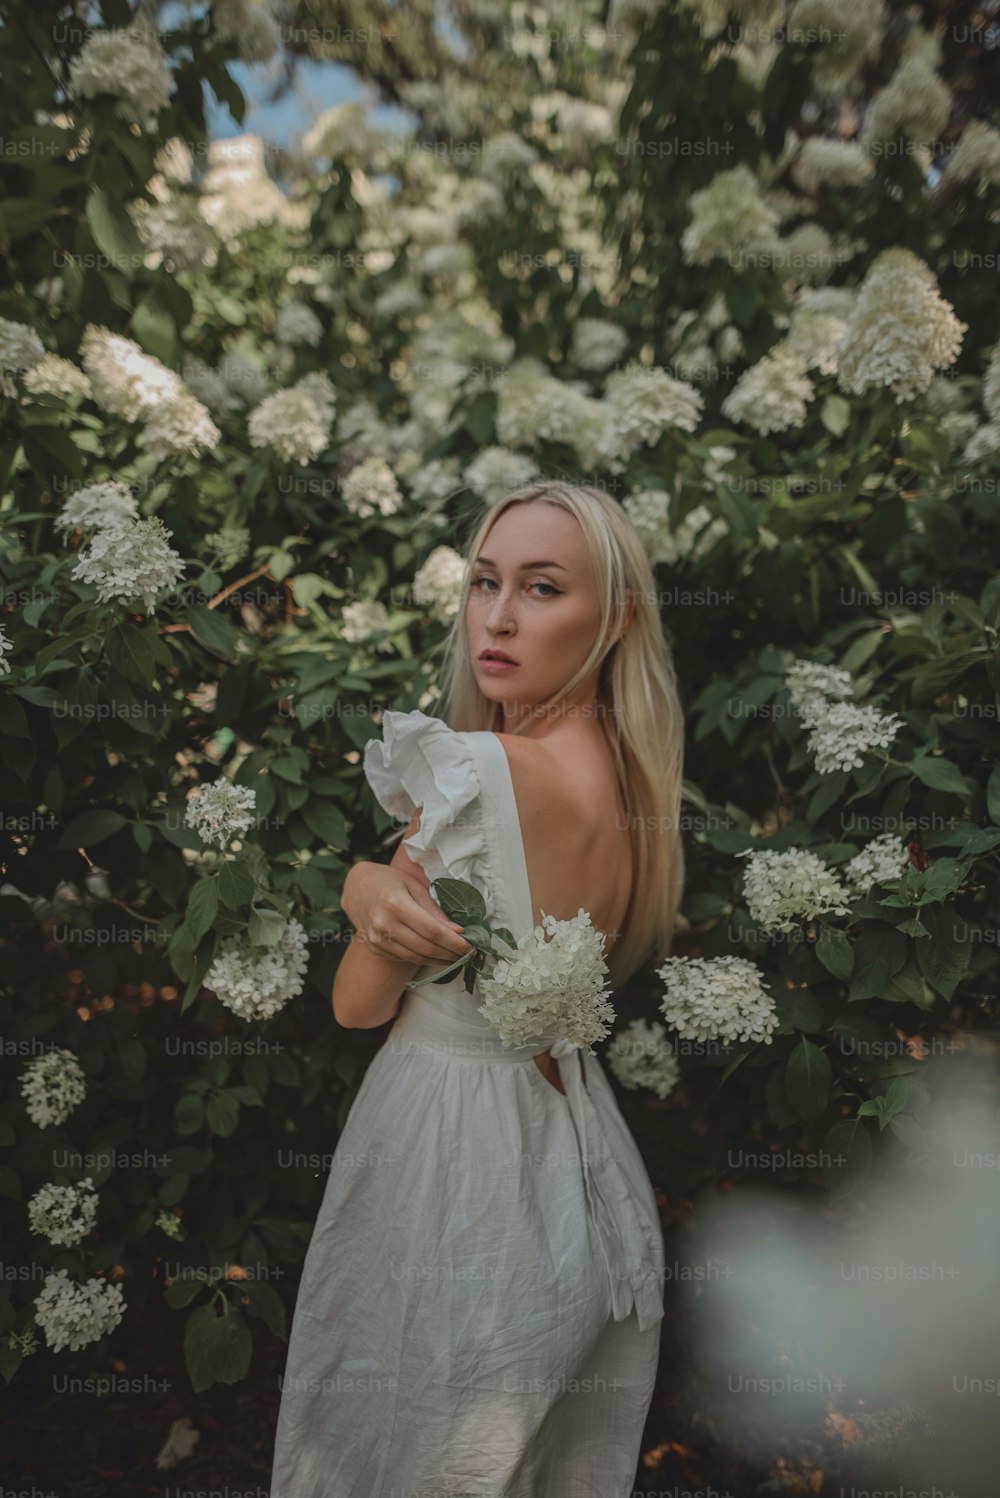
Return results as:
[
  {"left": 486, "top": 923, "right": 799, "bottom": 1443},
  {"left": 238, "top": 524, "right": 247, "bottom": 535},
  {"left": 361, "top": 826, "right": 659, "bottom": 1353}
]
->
[{"left": 270, "top": 481, "right": 685, "bottom": 1495}]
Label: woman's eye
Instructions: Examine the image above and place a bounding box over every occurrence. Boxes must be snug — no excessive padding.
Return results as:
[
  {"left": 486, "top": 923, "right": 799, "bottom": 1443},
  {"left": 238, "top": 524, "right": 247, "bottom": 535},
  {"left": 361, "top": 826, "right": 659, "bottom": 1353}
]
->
[{"left": 470, "top": 576, "right": 560, "bottom": 597}]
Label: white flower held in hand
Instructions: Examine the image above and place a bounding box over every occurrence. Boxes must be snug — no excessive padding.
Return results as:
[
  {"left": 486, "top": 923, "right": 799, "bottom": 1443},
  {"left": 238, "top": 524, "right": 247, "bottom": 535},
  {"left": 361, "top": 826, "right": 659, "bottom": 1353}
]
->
[{"left": 411, "top": 879, "right": 615, "bottom": 1051}]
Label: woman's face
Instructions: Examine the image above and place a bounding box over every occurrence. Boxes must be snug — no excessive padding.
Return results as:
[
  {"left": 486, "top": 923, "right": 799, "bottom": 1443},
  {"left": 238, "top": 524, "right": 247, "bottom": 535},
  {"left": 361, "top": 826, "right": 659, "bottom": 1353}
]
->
[{"left": 466, "top": 500, "right": 611, "bottom": 721}]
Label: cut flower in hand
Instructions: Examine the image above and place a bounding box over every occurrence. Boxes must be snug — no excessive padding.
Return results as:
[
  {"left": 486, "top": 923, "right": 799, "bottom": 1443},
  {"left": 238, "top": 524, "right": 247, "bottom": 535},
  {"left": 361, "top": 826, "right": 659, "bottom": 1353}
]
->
[{"left": 410, "top": 878, "right": 615, "bottom": 1052}]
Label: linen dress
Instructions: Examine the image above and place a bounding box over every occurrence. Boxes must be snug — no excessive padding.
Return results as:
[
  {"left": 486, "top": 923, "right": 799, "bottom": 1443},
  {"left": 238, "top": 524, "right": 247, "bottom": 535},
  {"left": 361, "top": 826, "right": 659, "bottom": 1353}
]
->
[{"left": 269, "top": 709, "right": 666, "bottom": 1498}]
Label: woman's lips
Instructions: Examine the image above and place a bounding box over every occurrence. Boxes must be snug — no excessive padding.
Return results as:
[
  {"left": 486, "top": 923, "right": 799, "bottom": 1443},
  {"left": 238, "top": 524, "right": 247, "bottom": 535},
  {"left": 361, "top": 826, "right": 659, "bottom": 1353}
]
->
[{"left": 479, "top": 656, "right": 519, "bottom": 673}]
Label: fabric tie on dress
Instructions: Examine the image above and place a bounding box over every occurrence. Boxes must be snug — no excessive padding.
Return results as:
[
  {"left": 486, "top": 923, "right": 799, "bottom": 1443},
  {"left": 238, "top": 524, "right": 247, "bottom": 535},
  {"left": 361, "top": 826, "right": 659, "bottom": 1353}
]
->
[{"left": 547, "top": 1039, "right": 664, "bottom": 1335}]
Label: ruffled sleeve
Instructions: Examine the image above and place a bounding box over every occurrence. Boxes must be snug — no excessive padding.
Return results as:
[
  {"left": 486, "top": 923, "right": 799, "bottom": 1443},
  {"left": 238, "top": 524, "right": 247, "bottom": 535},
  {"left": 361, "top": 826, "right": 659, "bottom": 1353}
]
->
[{"left": 362, "top": 710, "right": 494, "bottom": 917}]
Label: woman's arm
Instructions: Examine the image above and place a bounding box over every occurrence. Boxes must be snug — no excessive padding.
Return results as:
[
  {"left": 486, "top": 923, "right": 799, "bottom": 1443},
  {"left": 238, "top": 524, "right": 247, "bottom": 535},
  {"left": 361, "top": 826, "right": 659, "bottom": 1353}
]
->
[{"left": 332, "top": 811, "right": 472, "bottom": 1029}]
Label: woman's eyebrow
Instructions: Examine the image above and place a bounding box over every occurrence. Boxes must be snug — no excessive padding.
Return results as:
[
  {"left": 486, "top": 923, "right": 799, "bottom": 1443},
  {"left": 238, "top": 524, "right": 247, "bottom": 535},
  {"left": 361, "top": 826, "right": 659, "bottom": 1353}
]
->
[{"left": 474, "top": 556, "right": 569, "bottom": 570}]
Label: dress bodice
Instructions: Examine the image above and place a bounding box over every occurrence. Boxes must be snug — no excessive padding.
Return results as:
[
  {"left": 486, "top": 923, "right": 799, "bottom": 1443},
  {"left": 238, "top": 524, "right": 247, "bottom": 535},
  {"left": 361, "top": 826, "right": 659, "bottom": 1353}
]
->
[{"left": 362, "top": 709, "right": 568, "bottom": 1060}]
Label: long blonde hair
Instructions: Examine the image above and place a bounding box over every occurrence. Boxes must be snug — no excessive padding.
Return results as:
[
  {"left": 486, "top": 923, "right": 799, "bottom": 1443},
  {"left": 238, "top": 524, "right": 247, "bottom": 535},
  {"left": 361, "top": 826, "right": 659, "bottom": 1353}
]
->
[{"left": 436, "top": 481, "right": 685, "bottom": 990}]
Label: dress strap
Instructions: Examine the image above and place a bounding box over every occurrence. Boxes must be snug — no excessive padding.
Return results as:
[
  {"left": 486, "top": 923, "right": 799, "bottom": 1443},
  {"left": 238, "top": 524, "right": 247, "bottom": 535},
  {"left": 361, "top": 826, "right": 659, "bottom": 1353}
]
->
[{"left": 466, "top": 732, "right": 535, "bottom": 937}]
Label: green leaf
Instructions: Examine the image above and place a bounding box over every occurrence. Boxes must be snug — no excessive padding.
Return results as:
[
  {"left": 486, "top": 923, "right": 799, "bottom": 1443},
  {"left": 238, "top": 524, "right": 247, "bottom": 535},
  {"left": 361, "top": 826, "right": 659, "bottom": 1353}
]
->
[
  {"left": 916, "top": 903, "right": 972, "bottom": 1000},
  {"left": 186, "top": 877, "right": 219, "bottom": 945},
  {"left": 816, "top": 926, "right": 854, "bottom": 979},
  {"left": 186, "top": 605, "right": 239, "bottom": 658},
  {"left": 248, "top": 907, "right": 287, "bottom": 946},
  {"left": 107, "top": 623, "right": 156, "bottom": 684},
  {"left": 183, "top": 1302, "right": 252, "bottom": 1392},
  {"left": 987, "top": 766, "right": 1000, "bottom": 826},
  {"left": 774, "top": 990, "right": 824, "bottom": 1033},
  {"left": 888, "top": 1113, "right": 931, "bottom": 1154},
  {"left": 433, "top": 878, "right": 488, "bottom": 925},
  {"left": 785, "top": 1038, "right": 833, "bottom": 1120},
  {"left": 174, "top": 1094, "right": 204, "bottom": 1134},
  {"left": 58, "top": 808, "right": 128, "bottom": 848},
  {"left": 909, "top": 756, "right": 971, "bottom": 799},
  {"left": 205, "top": 1092, "right": 240, "bottom": 1137},
  {"left": 848, "top": 926, "right": 907, "bottom": 1001},
  {"left": 218, "top": 860, "right": 255, "bottom": 911},
  {"left": 165, "top": 1271, "right": 209, "bottom": 1309},
  {"left": 238, "top": 1279, "right": 287, "bottom": 1340},
  {"left": 301, "top": 800, "right": 347, "bottom": 848},
  {"left": 85, "top": 187, "right": 143, "bottom": 264},
  {"left": 820, "top": 394, "right": 851, "bottom": 437}
]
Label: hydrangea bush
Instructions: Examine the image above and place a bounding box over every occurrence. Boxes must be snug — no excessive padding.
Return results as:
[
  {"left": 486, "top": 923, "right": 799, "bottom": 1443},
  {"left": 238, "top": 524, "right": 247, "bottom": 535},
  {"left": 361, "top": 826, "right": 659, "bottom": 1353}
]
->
[{"left": 0, "top": 0, "right": 998, "bottom": 1392}]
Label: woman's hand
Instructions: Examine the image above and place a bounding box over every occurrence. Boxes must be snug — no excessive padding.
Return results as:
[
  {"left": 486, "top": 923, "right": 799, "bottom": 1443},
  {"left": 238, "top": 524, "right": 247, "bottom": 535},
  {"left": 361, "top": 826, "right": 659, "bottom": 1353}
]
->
[{"left": 341, "top": 862, "right": 474, "bottom": 968}]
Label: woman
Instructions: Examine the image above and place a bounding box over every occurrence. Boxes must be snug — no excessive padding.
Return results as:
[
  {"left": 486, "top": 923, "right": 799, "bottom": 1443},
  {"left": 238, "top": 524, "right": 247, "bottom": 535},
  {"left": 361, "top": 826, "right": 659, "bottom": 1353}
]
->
[{"left": 270, "top": 481, "right": 685, "bottom": 1497}]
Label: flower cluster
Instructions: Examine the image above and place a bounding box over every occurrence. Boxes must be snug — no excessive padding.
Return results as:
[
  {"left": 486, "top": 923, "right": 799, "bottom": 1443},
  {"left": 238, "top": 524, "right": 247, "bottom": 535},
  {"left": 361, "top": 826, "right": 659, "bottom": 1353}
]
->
[
  {"left": 33, "top": 1270, "right": 126, "bottom": 1353},
  {"left": 681, "top": 164, "right": 781, "bottom": 268},
  {"left": 28, "top": 1178, "right": 99, "bottom": 1247},
  {"left": 341, "top": 599, "right": 393, "bottom": 648},
  {"left": 413, "top": 546, "right": 466, "bottom": 622},
  {"left": 204, "top": 918, "right": 310, "bottom": 1020},
  {"left": 784, "top": 658, "right": 902, "bottom": 774},
  {"left": 21, "top": 352, "right": 92, "bottom": 402},
  {"left": 844, "top": 833, "right": 911, "bottom": 894},
  {"left": 156, "top": 1210, "right": 185, "bottom": 1241},
  {"left": 68, "top": 23, "right": 173, "bottom": 131},
  {"left": 606, "top": 1019, "right": 680, "bottom": 1099},
  {"left": 623, "top": 489, "right": 727, "bottom": 566},
  {"left": 71, "top": 514, "right": 185, "bottom": 615},
  {"left": 0, "top": 625, "right": 13, "bottom": 675},
  {"left": 477, "top": 909, "right": 615, "bottom": 1052},
  {"left": 341, "top": 457, "right": 403, "bottom": 518},
  {"left": 836, "top": 248, "right": 966, "bottom": 403},
  {"left": 722, "top": 341, "right": 815, "bottom": 435},
  {"left": 0, "top": 317, "right": 45, "bottom": 397},
  {"left": 247, "top": 371, "right": 336, "bottom": 465},
  {"left": 740, "top": 847, "right": 851, "bottom": 933},
  {"left": 19, "top": 1047, "right": 87, "bottom": 1128},
  {"left": 185, "top": 780, "right": 257, "bottom": 848},
  {"left": 80, "top": 324, "right": 219, "bottom": 456},
  {"left": 275, "top": 302, "right": 323, "bottom": 347},
  {"left": 657, "top": 955, "right": 779, "bottom": 1045}
]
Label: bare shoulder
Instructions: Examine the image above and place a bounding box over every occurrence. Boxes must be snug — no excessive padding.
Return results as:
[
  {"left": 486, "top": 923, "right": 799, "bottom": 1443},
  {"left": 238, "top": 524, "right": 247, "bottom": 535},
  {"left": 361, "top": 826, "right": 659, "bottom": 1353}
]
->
[{"left": 493, "top": 730, "right": 603, "bottom": 834}]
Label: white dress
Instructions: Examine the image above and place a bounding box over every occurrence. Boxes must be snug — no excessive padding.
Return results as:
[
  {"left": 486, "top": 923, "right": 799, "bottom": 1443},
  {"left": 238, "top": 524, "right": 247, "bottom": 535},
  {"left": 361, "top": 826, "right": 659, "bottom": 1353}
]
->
[{"left": 270, "top": 710, "right": 666, "bottom": 1498}]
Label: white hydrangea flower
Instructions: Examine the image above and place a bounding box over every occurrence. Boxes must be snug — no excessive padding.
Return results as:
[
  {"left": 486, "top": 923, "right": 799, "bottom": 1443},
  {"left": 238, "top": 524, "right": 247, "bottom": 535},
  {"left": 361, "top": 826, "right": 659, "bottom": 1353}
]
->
[
  {"left": 606, "top": 1018, "right": 680, "bottom": 1099},
  {"left": 204, "top": 918, "right": 310, "bottom": 1021},
  {"left": 844, "top": 833, "right": 910, "bottom": 894},
  {"left": 129, "top": 193, "right": 217, "bottom": 273},
  {"left": 247, "top": 373, "right": 335, "bottom": 465},
  {"left": 413, "top": 545, "right": 466, "bottom": 622},
  {"left": 722, "top": 341, "right": 815, "bottom": 434},
  {"left": 681, "top": 164, "right": 781, "bottom": 269},
  {"left": 657, "top": 954, "right": 779, "bottom": 1045},
  {"left": 295, "top": 370, "right": 336, "bottom": 425},
  {"left": 740, "top": 847, "right": 851, "bottom": 933},
  {"left": 771, "top": 222, "right": 838, "bottom": 286},
  {"left": 71, "top": 514, "right": 185, "bottom": 614},
  {"left": 0, "top": 317, "right": 46, "bottom": 397},
  {"left": 603, "top": 364, "right": 704, "bottom": 456},
  {"left": 477, "top": 909, "right": 615, "bottom": 1051},
  {"left": 205, "top": 524, "right": 251, "bottom": 570},
  {"left": 185, "top": 780, "right": 257, "bottom": 848},
  {"left": 0, "top": 624, "right": 12, "bottom": 675},
  {"left": 182, "top": 358, "right": 243, "bottom": 416},
  {"left": 341, "top": 456, "right": 403, "bottom": 519},
  {"left": 373, "top": 283, "right": 424, "bottom": 321},
  {"left": 803, "top": 699, "right": 903, "bottom": 774},
  {"left": 401, "top": 456, "right": 461, "bottom": 510},
  {"left": 703, "top": 444, "right": 738, "bottom": 487},
  {"left": 156, "top": 1209, "right": 185, "bottom": 1240},
  {"left": 623, "top": 490, "right": 726, "bottom": 566},
  {"left": 786, "top": 307, "right": 850, "bottom": 376},
  {"left": 33, "top": 1269, "right": 125, "bottom": 1353},
  {"left": 464, "top": 447, "right": 540, "bottom": 504},
  {"left": 792, "top": 137, "right": 875, "bottom": 194},
  {"left": 963, "top": 424, "right": 1000, "bottom": 464},
  {"left": 836, "top": 248, "right": 966, "bottom": 402},
  {"left": 946, "top": 120, "right": 1000, "bottom": 195},
  {"left": 788, "top": 0, "right": 884, "bottom": 91},
  {"left": 80, "top": 325, "right": 184, "bottom": 422},
  {"left": 28, "top": 1178, "right": 99, "bottom": 1247},
  {"left": 141, "top": 390, "right": 220, "bottom": 459},
  {"left": 53, "top": 480, "right": 139, "bottom": 537},
  {"left": 981, "top": 342, "right": 1000, "bottom": 425},
  {"left": 21, "top": 352, "right": 92, "bottom": 402},
  {"left": 341, "top": 599, "right": 393, "bottom": 647},
  {"left": 218, "top": 349, "right": 270, "bottom": 407},
  {"left": 415, "top": 242, "right": 474, "bottom": 281},
  {"left": 494, "top": 359, "right": 605, "bottom": 454},
  {"left": 860, "top": 55, "right": 952, "bottom": 151},
  {"left": 784, "top": 658, "right": 854, "bottom": 719},
  {"left": 481, "top": 131, "right": 540, "bottom": 180},
  {"left": 67, "top": 23, "right": 173, "bottom": 130},
  {"left": 571, "top": 318, "right": 629, "bottom": 372},
  {"left": 275, "top": 302, "right": 323, "bottom": 347},
  {"left": 302, "top": 100, "right": 385, "bottom": 164},
  {"left": 211, "top": 0, "right": 282, "bottom": 63},
  {"left": 20, "top": 1047, "right": 87, "bottom": 1128}
]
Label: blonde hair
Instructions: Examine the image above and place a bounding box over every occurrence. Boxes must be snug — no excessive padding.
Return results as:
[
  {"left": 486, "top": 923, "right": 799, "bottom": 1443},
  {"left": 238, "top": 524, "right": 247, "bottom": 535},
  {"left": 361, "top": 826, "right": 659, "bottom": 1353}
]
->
[{"left": 436, "top": 480, "right": 685, "bottom": 990}]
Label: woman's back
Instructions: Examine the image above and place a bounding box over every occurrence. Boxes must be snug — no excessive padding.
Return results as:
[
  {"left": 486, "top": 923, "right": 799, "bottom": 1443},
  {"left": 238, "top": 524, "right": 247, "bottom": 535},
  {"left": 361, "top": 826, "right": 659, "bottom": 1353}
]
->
[{"left": 498, "top": 720, "right": 634, "bottom": 966}]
